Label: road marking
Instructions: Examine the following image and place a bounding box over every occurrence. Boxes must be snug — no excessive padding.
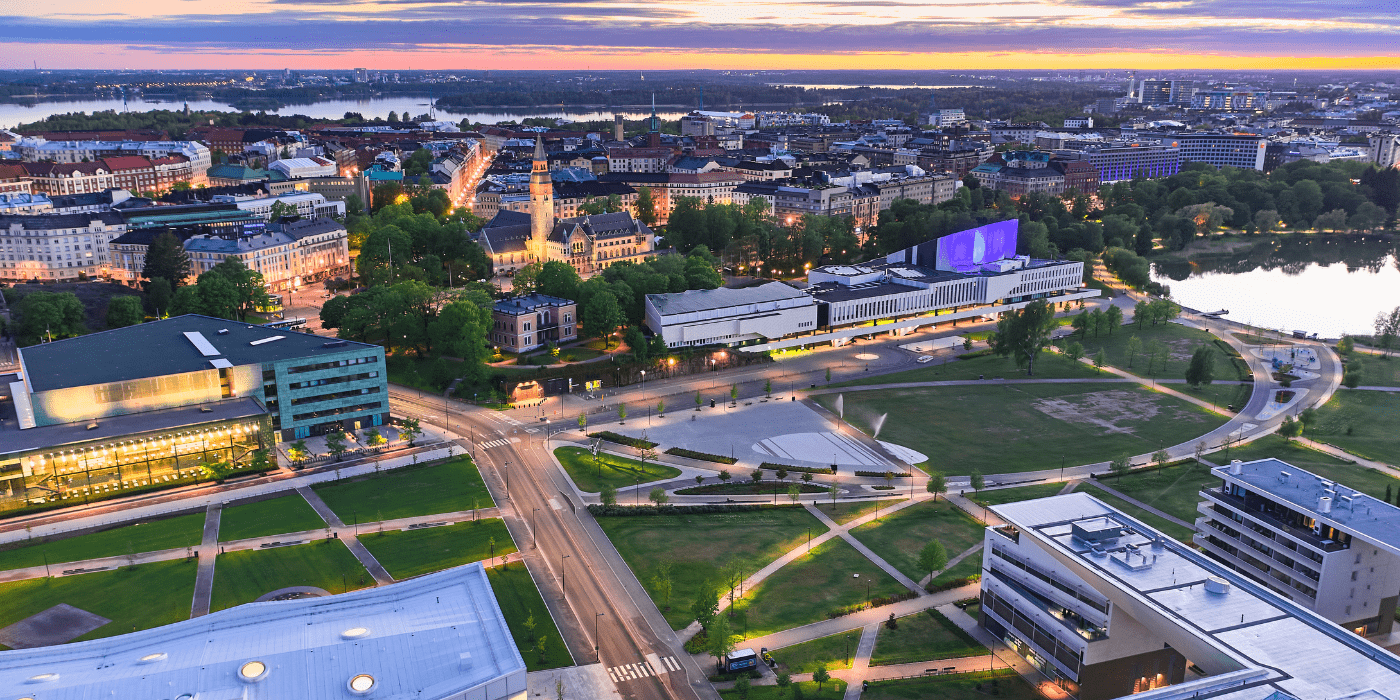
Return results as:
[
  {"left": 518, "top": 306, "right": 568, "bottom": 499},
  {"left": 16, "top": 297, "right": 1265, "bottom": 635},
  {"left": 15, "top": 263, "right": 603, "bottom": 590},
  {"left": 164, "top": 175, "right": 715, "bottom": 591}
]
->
[
  {"left": 509, "top": 437, "right": 521, "bottom": 443},
  {"left": 548, "top": 497, "right": 562, "bottom": 511},
  {"left": 662, "top": 655, "right": 681, "bottom": 672},
  {"left": 607, "top": 661, "right": 657, "bottom": 682},
  {"left": 645, "top": 653, "right": 680, "bottom": 674},
  {"left": 479, "top": 438, "right": 511, "bottom": 449}
]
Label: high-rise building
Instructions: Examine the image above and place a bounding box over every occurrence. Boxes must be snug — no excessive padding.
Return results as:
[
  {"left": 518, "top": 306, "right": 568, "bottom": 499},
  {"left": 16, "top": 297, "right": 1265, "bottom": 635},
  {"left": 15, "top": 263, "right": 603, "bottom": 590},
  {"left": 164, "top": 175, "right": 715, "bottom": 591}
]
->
[{"left": 1370, "top": 133, "right": 1400, "bottom": 168}]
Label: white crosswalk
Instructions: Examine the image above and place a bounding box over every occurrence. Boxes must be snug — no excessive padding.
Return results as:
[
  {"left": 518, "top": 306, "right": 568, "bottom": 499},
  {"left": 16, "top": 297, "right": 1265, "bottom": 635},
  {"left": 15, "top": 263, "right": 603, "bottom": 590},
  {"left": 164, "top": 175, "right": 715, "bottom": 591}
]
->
[
  {"left": 479, "top": 438, "right": 511, "bottom": 449},
  {"left": 606, "top": 656, "right": 680, "bottom": 682}
]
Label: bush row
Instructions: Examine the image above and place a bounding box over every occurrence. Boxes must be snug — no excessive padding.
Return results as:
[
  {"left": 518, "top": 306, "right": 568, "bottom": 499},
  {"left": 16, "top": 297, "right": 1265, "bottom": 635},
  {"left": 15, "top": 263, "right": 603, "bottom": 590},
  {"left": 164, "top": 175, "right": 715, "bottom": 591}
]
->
[
  {"left": 1092, "top": 457, "right": 1197, "bottom": 481},
  {"left": 586, "top": 503, "right": 801, "bottom": 517},
  {"left": 927, "top": 574, "right": 982, "bottom": 594},
  {"left": 759, "top": 462, "right": 834, "bottom": 475},
  {"left": 854, "top": 470, "right": 909, "bottom": 478},
  {"left": 665, "top": 447, "right": 737, "bottom": 464},
  {"left": 587, "top": 431, "right": 658, "bottom": 449},
  {"left": 958, "top": 348, "right": 996, "bottom": 360},
  {"left": 827, "top": 591, "right": 920, "bottom": 619}
]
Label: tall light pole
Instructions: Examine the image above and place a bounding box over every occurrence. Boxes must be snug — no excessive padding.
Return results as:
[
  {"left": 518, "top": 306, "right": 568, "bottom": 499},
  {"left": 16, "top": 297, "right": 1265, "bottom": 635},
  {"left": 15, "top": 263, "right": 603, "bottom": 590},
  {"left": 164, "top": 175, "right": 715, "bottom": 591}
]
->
[
  {"left": 640, "top": 370, "right": 646, "bottom": 402},
  {"left": 595, "top": 612, "right": 605, "bottom": 662},
  {"left": 503, "top": 461, "right": 510, "bottom": 498},
  {"left": 562, "top": 554, "right": 571, "bottom": 600},
  {"left": 533, "top": 507, "right": 540, "bottom": 549}
]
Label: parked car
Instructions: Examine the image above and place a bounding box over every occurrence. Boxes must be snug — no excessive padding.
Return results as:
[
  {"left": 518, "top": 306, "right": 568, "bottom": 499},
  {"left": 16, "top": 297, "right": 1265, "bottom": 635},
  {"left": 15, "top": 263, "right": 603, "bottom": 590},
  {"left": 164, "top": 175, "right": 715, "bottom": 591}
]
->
[{"left": 917, "top": 355, "right": 934, "bottom": 363}]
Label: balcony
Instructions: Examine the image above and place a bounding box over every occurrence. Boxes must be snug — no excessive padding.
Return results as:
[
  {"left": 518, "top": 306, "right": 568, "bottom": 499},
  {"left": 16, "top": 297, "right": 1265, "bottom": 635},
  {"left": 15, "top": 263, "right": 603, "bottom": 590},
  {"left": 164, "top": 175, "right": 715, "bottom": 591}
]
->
[
  {"left": 1194, "top": 533, "right": 1318, "bottom": 605},
  {"left": 988, "top": 567, "right": 1107, "bottom": 642},
  {"left": 1200, "top": 488, "right": 1346, "bottom": 554}
]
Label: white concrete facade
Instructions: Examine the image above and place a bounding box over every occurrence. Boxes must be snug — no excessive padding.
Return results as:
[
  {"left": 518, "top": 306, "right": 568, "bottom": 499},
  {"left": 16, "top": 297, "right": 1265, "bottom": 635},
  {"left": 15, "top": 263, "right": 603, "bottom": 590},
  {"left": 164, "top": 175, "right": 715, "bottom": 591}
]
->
[{"left": 645, "top": 282, "right": 817, "bottom": 348}]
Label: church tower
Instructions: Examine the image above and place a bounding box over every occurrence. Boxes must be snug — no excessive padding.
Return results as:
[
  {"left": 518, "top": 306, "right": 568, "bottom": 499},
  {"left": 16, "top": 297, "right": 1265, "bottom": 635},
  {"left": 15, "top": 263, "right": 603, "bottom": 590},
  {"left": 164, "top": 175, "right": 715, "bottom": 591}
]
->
[
  {"left": 647, "top": 94, "right": 662, "bottom": 148},
  {"left": 529, "top": 135, "right": 553, "bottom": 262}
]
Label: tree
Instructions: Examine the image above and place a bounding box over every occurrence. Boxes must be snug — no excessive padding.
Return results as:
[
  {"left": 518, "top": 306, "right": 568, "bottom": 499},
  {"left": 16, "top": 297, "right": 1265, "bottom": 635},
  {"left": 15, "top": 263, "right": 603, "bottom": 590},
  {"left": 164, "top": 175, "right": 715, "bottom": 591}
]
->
[
  {"left": 657, "top": 399, "right": 665, "bottom": 416},
  {"left": 16, "top": 291, "right": 86, "bottom": 345},
  {"left": 523, "top": 612, "right": 538, "bottom": 641},
  {"left": 653, "top": 560, "right": 674, "bottom": 605},
  {"left": 1374, "top": 307, "right": 1400, "bottom": 352},
  {"left": 1337, "top": 336, "right": 1355, "bottom": 354},
  {"left": 969, "top": 470, "right": 984, "bottom": 493},
  {"left": 1110, "top": 453, "right": 1132, "bottom": 475},
  {"left": 1343, "top": 369, "right": 1362, "bottom": 389},
  {"left": 1088, "top": 308, "right": 1105, "bottom": 337},
  {"left": 287, "top": 440, "right": 310, "bottom": 465},
  {"left": 691, "top": 585, "right": 719, "bottom": 631},
  {"left": 1253, "top": 209, "right": 1281, "bottom": 234},
  {"left": 695, "top": 391, "right": 703, "bottom": 410},
  {"left": 829, "top": 485, "right": 840, "bottom": 508},
  {"left": 365, "top": 428, "right": 386, "bottom": 450},
  {"left": 787, "top": 484, "right": 800, "bottom": 504},
  {"left": 1093, "top": 349, "right": 1107, "bottom": 374},
  {"left": 1152, "top": 449, "right": 1170, "bottom": 467},
  {"left": 268, "top": 199, "right": 298, "bottom": 221},
  {"left": 751, "top": 468, "right": 763, "bottom": 483},
  {"left": 918, "top": 539, "right": 949, "bottom": 580},
  {"left": 649, "top": 487, "right": 669, "bottom": 507},
  {"left": 1299, "top": 407, "right": 1317, "bottom": 434},
  {"left": 1185, "top": 346, "right": 1216, "bottom": 387},
  {"left": 398, "top": 417, "right": 422, "bottom": 446},
  {"left": 635, "top": 186, "right": 658, "bottom": 226},
  {"left": 142, "top": 232, "right": 191, "bottom": 286},
  {"left": 191, "top": 273, "right": 241, "bottom": 320},
  {"left": 730, "top": 384, "right": 739, "bottom": 404},
  {"left": 1126, "top": 335, "right": 1143, "bottom": 368},
  {"left": 1313, "top": 208, "right": 1349, "bottom": 233},
  {"left": 146, "top": 277, "right": 173, "bottom": 317},
  {"left": 718, "top": 470, "right": 732, "bottom": 483},
  {"left": 618, "top": 403, "right": 627, "bottom": 423},
  {"left": 1280, "top": 415, "right": 1303, "bottom": 440},
  {"left": 204, "top": 258, "right": 269, "bottom": 321},
  {"left": 812, "top": 665, "right": 831, "bottom": 691},
  {"left": 1195, "top": 440, "right": 1208, "bottom": 463},
  {"left": 733, "top": 677, "right": 751, "bottom": 700},
  {"left": 989, "top": 299, "right": 1058, "bottom": 376},
  {"left": 826, "top": 367, "right": 832, "bottom": 384},
  {"left": 105, "top": 295, "right": 144, "bottom": 328},
  {"left": 764, "top": 378, "right": 772, "bottom": 397},
  {"left": 775, "top": 672, "right": 792, "bottom": 698},
  {"left": 1064, "top": 341, "right": 1085, "bottom": 363},
  {"left": 581, "top": 291, "right": 623, "bottom": 346},
  {"left": 1104, "top": 305, "right": 1123, "bottom": 334},
  {"left": 926, "top": 472, "right": 947, "bottom": 501},
  {"left": 325, "top": 431, "right": 349, "bottom": 462},
  {"left": 600, "top": 484, "right": 618, "bottom": 506}
]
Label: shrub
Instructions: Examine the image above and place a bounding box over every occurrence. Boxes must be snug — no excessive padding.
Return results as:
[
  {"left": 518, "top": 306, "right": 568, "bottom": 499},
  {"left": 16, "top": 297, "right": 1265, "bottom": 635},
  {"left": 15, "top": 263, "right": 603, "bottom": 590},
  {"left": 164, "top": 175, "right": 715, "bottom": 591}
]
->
[
  {"left": 760, "top": 462, "right": 834, "bottom": 475},
  {"left": 926, "top": 574, "right": 982, "bottom": 593},
  {"left": 854, "top": 470, "right": 908, "bottom": 478},
  {"left": 665, "top": 447, "right": 738, "bottom": 465},
  {"left": 586, "top": 503, "right": 801, "bottom": 517},
  {"left": 587, "top": 431, "right": 658, "bottom": 449},
  {"left": 957, "top": 348, "right": 996, "bottom": 360}
]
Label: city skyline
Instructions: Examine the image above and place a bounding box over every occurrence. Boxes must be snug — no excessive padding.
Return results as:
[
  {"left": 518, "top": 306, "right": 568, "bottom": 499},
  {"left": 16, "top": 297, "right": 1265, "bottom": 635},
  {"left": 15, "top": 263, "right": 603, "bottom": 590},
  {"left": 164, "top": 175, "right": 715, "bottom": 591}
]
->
[{"left": 1, "top": 0, "right": 1397, "bottom": 71}]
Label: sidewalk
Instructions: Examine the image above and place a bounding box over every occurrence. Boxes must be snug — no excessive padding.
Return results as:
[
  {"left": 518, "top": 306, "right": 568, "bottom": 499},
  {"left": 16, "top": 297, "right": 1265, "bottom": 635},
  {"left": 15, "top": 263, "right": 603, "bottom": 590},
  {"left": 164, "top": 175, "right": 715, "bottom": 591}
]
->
[{"left": 806, "top": 503, "right": 923, "bottom": 594}]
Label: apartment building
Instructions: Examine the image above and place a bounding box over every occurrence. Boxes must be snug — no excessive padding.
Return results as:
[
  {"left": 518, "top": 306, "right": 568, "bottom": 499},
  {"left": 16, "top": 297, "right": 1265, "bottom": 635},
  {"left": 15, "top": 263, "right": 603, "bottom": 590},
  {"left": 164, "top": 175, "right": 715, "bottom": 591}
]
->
[
  {"left": 0, "top": 212, "right": 124, "bottom": 281},
  {"left": 490, "top": 294, "right": 578, "bottom": 352}
]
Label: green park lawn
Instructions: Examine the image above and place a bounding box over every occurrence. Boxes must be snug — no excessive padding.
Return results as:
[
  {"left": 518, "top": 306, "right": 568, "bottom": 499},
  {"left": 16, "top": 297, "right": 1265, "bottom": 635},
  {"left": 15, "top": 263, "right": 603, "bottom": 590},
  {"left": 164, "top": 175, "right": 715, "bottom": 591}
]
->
[
  {"left": 1074, "top": 320, "right": 1241, "bottom": 381},
  {"left": 360, "top": 519, "right": 516, "bottom": 579},
  {"left": 209, "top": 540, "right": 372, "bottom": 612},
  {"left": 719, "top": 680, "right": 847, "bottom": 700},
  {"left": 553, "top": 447, "right": 682, "bottom": 493},
  {"left": 676, "top": 481, "right": 828, "bottom": 496},
  {"left": 598, "top": 507, "right": 823, "bottom": 630},
  {"left": 1233, "top": 332, "right": 1294, "bottom": 347},
  {"left": 862, "top": 670, "right": 1038, "bottom": 700},
  {"left": 819, "top": 498, "right": 908, "bottom": 525},
  {"left": 1074, "top": 483, "right": 1195, "bottom": 541},
  {"left": 1340, "top": 351, "right": 1400, "bottom": 388},
  {"left": 312, "top": 456, "right": 493, "bottom": 523},
  {"left": 852, "top": 499, "right": 987, "bottom": 582},
  {"left": 488, "top": 563, "right": 572, "bottom": 671},
  {"left": 1309, "top": 390, "right": 1400, "bottom": 465},
  {"left": 870, "top": 609, "right": 985, "bottom": 666},
  {"left": 218, "top": 493, "right": 326, "bottom": 542},
  {"left": 774, "top": 632, "right": 856, "bottom": 674},
  {"left": 0, "top": 560, "right": 197, "bottom": 648},
  {"left": 1094, "top": 461, "right": 1220, "bottom": 524},
  {"left": 739, "top": 538, "right": 907, "bottom": 638},
  {"left": 928, "top": 556, "right": 984, "bottom": 590},
  {"left": 827, "top": 350, "right": 1100, "bottom": 388},
  {"left": 0, "top": 512, "right": 205, "bottom": 572},
  {"left": 818, "top": 384, "right": 1226, "bottom": 476},
  {"left": 970, "top": 482, "right": 1066, "bottom": 507},
  {"left": 1217, "top": 434, "right": 1400, "bottom": 501}
]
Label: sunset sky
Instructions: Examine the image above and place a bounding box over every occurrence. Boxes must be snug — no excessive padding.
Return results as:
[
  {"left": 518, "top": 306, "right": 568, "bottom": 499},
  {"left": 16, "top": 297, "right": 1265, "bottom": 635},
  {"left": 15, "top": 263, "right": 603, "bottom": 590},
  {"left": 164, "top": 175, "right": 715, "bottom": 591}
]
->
[{"left": 1, "top": 0, "right": 1397, "bottom": 70}]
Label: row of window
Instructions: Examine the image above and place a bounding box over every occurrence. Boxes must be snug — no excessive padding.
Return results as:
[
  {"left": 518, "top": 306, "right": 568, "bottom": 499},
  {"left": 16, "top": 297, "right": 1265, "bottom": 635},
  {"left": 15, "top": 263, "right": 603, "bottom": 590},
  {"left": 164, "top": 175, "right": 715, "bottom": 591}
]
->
[
  {"left": 292, "top": 401, "right": 383, "bottom": 422},
  {"left": 287, "top": 371, "right": 380, "bottom": 390},
  {"left": 290, "top": 385, "right": 380, "bottom": 406},
  {"left": 284, "top": 355, "right": 379, "bottom": 375}
]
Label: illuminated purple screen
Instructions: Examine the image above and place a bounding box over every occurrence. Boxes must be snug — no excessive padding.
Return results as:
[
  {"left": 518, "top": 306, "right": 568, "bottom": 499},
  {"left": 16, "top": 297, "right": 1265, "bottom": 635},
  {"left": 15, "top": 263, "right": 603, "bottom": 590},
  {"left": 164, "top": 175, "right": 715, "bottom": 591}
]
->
[{"left": 934, "top": 220, "right": 1019, "bottom": 271}]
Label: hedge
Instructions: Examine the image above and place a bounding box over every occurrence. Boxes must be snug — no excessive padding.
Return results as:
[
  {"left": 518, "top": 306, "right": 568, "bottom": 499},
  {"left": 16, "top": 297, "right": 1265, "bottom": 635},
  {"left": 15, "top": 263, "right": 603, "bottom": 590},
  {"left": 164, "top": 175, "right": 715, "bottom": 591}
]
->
[
  {"left": 1092, "top": 457, "right": 1197, "bottom": 481},
  {"left": 587, "top": 431, "right": 658, "bottom": 449},
  {"left": 760, "top": 462, "right": 835, "bottom": 475},
  {"left": 958, "top": 348, "right": 996, "bottom": 360},
  {"left": 855, "top": 470, "right": 909, "bottom": 478},
  {"left": 586, "top": 503, "right": 801, "bottom": 517},
  {"left": 665, "top": 447, "right": 737, "bottom": 465},
  {"left": 927, "top": 574, "right": 982, "bottom": 593}
]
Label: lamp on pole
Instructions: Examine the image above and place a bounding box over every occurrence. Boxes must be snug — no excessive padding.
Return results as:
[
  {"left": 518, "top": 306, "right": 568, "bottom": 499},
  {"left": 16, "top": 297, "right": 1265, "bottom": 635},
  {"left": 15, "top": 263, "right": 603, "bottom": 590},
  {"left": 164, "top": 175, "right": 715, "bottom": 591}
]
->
[
  {"left": 562, "top": 554, "right": 571, "bottom": 600},
  {"left": 595, "top": 612, "right": 605, "bottom": 662},
  {"left": 533, "top": 508, "right": 540, "bottom": 549},
  {"left": 503, "top": 461, "right": 510, "bottom": 498},
  {"left": 640, "top": 370, "right": 646, "bottom": 402}
]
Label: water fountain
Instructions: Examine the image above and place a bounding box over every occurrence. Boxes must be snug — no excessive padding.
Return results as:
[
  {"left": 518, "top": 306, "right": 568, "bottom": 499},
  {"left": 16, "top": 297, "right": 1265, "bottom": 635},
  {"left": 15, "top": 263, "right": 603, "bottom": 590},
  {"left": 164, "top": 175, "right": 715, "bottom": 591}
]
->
[
  {"left": 872, "top": 413, "right": 887, "bottom": 439},
  {"left": 835, "top": 394, "right": 844, "bottom": 419}
]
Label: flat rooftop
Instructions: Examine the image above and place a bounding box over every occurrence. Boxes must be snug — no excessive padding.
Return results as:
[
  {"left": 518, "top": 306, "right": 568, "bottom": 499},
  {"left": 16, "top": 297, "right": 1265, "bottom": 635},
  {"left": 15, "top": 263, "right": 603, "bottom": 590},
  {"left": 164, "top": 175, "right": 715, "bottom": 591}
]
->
[
  {"left": 0, "top": 563, "right": 526, "bottom": 700},
  {"left": 1219, "top": 458, "right": 1400, "bottom": 557},
  {"left": 0, "top": 394, "right": 265, "bottom": 455},
  {"left": 647, "top": 281, "right": 812, "bottom": 317},
  {"left": 19, "top": 315, "right": 380, "bottom": 393},
  {"left": 806, "top": 280, "right": 919, "bottom": 304},
  {"left": 992, "top": 493, "right": 1400, "bottom": 700}
]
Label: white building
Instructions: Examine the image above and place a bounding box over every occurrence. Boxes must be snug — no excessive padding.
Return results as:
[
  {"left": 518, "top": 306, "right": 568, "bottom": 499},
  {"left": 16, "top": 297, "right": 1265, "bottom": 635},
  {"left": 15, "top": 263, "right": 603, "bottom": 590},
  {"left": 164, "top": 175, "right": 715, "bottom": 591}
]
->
[
  {"left": 1370, "top": 133, "right": 1400, "bottom": 168},
  {"left": 984, "top": 492, "right": 1400, "bottom": 700},
  {"left": 213, "top": 191, "right": 346, "bottom": 221},
  {"left": 14, "top": 137, "right": 212, "bottom": 174},
  {"left": 1197, "top": 458, "right": 1400, "bottom": 636},
  {"left": 645, "top": 281, "right": 817, "bottom": 349},
  {"left": 0, "top": 192, "right": 52, "bottom": 214},
  {"left": 269, "top": 156, "right": 338, "bottom": 180},
  {"left": 0, "top": 563, "right": 528, "bottom": 700}
]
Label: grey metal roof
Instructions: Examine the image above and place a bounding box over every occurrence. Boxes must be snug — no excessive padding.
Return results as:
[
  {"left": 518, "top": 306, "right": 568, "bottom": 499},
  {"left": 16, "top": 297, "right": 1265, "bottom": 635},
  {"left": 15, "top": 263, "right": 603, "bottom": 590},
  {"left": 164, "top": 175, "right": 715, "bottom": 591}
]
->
[
  {"left": 493, "top": 293, "right": 574, "bottom": 315},
  {"left": 18, "top": 315, "right": 379, "bottom": 393},
  {"left": 1221, "top": 458, "right": 1400, "bottom": 556},
  {"left": 646, "top": 281, "right": 811, "bottom": 317}
]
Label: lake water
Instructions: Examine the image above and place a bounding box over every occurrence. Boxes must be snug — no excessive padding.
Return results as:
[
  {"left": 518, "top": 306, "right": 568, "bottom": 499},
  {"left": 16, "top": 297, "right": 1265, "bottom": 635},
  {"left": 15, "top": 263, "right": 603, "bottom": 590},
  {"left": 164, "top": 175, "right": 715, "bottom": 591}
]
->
[
  {"left": 1151, "top": 237, "right": 1400, "bottom": 339},
  {"left": 766, "top": 84, "right": 984, "bottom": 90},
  {"left": 0, "top": 97, "right": 686, "bottom": 129}
]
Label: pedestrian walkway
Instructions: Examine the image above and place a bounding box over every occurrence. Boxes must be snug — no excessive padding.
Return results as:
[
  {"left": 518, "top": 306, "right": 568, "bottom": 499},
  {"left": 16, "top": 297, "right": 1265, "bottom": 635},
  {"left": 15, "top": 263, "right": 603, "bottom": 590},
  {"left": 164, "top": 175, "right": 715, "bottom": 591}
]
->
[
  {"left": 842, "top": 622, "right": 880, "bottom": 700},
  {"left": 1295, "top": 437, "right": 1400, "bottom": 475},
  {"left": 805, "top": 504, "right": 923, "bottom": 594},
  {"left": 1085, "top": 480, "right": 1194, "bottom": 528},
  {"left": 297, "top": 486, "right": 395, "bottom": 586},
  {"left": 735, "top": 582, "right": 980, "bottom": 653},
  {"left": 190, "top": 503, "right": 222, "bottom": 618},
  {"left": 916, "top": 543, "right": 983, "bottom": 589}
]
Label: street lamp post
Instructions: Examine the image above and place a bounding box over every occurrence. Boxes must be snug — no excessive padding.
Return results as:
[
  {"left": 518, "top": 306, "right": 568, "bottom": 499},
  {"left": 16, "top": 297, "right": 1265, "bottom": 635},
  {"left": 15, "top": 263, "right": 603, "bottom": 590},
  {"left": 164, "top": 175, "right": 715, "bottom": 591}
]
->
[
  {"left": 595, "top": 612, "right": 605, "bottom": 662},
  {"left": 503, "top": 461, "right": 510, "bottom": 498},
  {"left": 533, "top": 508, "right": 540, "bottom": 549},
  {"left": 562, "top": 554, "right": 571, "bottom": 600},
  {"left": 640, "top": 370, "right": 646, "bottom": 402}
]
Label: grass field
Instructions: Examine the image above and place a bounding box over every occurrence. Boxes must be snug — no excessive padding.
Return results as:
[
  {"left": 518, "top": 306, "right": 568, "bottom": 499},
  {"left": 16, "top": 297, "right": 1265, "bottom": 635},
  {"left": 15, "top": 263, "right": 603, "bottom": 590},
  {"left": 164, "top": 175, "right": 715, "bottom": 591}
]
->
[
  {"left": 218, "top": 493, "right": 326, "bottom": 542},
  {"left": 827, "top": 350, "right": 1101, "bottom": 388},
  {"left": 598, "top": 508, "right": 824, "bottom": 629},
  {"left": 818, "top": 384, "right": 1226, "bottom": 476},
  {"left": 870, "top": 610, "right": 985, "bottom": 666},
  {"left": 1341, "top": 352, "right": 1400, "bottom": 388},
  {"left": 1214, "top": 434, "right": 1400, "bottom": 501},
  {"left": 852, "top": 499, "right": 987, "bottom": 582},
  {"left": 0, "top": 512, "right": 205, "bottom": 572},
  {"left": 360, "top": 519, "right": 515, "bottom": 579},
  {"left": 822, "top": 498, "right": 908, "bottom": 524},
  {"left": 739, "top": 538, "right": 906, "bottom": 637},
  {"left": 863, "top": 670, "right": 1038, "bottom": 700},
  {"left": 209, "top": 540, "right": 372, "bottom": 612},
  {"left": 1076, "top": 321, "right": 1238, "bottom": 381},
  {"left": 676, "top": 481, "right": 829, "bottom": 496},
  {"left": 0, "top": 560, "right": 196, "bottom": 648},
  {"left": 1074, "top": 483, "right": 1195, "bottom": 541},
  {"left": 487, "top": 563, "right": 572, "bottom": 671},
  {"left": 718, "top": 680, "right": 847, "bottom": 700},
  {"left": 970, "top": 482, "right": 1066, "bottom": 507},
  {"left": 554, "top": 447, "right": 683, "bottom": 493},
  {"left": 312, "top": 457, "right": 493, "bottom": 523},
  {"left": 1234, "top": 332, "right": 1294, "bottom": 347},
  {"left": 774, "top": 632, "right": 856, "bottom": 674},
  {"left": 1309, "top": 390, "right": 1400, "bottom": 465},
  {"left": 1094, "top": 461, "right": 1220, "bottom": 524},
  {"left": 928, "top": 556, "right": 984, "bottom": 590}
]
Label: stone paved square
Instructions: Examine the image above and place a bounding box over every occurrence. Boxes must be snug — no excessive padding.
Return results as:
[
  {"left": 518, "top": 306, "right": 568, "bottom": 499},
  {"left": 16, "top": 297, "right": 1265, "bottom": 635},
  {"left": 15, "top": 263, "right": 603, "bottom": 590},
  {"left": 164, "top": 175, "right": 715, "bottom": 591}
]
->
[{"left": 0, "top": 603, "right": 111, "bottom": 649}]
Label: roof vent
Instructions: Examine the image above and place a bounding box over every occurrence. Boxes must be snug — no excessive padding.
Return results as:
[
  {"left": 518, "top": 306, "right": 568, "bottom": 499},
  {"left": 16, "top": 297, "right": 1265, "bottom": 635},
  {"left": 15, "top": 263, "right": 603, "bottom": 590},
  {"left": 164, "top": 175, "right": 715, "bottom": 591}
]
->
[
  {"left": 86, "top": 423, "right": 99, "bottom": 430},
  {"left": 1229, "top": 459, "right": 1243, "bottom": 475},
  {"left": 217, "top": 329, "right": 230, "bottom": 335},
  {"left": 1319, "top": 494, "right": 1334, "bottom": 514},
  {"left": 1204, "top": 576, "right": 1231, "bottom": 595},
  {"left": 322, "top": 340, "right": 349, "bottom": 348}
]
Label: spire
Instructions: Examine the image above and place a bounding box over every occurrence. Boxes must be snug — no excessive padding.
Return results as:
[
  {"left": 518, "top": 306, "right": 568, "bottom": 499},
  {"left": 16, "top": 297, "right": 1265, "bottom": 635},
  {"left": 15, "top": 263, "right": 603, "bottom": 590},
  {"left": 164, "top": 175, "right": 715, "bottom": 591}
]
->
[{"left": 533, "top": 134, "right": 545, "bottom": 163}]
